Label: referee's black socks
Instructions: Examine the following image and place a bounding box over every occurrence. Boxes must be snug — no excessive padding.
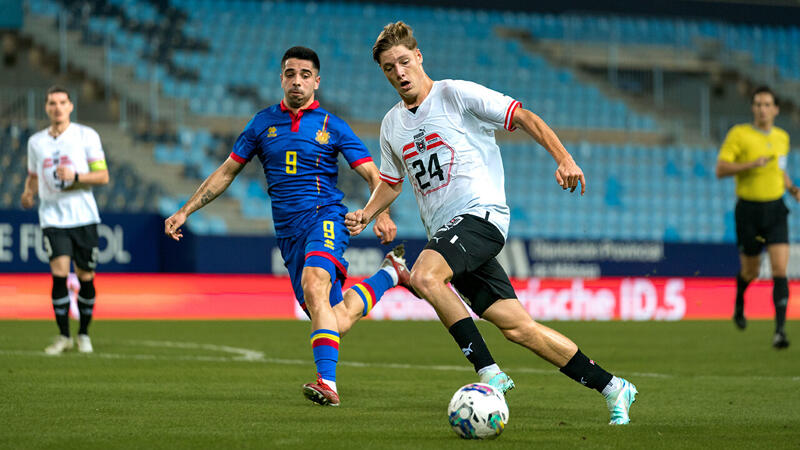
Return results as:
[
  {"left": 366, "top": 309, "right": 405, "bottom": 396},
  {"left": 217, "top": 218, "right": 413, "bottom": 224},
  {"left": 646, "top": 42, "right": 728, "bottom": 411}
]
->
[
  {"left": 735, "top": 272, "right": 751, "bottom": 316},
  {"left": 51, "top": 275, "right": 70, "bottom": 337},
  {"left": 559, "top": 349, "right": 614, "bottom": 393},
  {"left": 773, "top": 276, "right": 788, "bottom": 335}
]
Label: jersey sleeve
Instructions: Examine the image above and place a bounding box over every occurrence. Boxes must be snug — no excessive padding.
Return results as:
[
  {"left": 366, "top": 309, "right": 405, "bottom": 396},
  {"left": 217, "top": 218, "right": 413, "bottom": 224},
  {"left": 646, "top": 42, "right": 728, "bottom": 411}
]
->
[
  {"left": 85, "top": 127, "right": 107, "bottom": 171},
  {"left": 718, "top": 126, "right": 741, "bottom": 163},
  {"left": 449, "top": 80, "right": 521, "bottom": 131},
  {"left": 331, "top": 115, "right": 373, "bottom": 168},
  {"left": 27, "top": 137, "right": 37, "bottom": 175},
  {"left": 378, "top": 117, "right": 404, "bottom": 185},
  {"left": 230, "top": 115, "right": 259, "bottom": 164}
]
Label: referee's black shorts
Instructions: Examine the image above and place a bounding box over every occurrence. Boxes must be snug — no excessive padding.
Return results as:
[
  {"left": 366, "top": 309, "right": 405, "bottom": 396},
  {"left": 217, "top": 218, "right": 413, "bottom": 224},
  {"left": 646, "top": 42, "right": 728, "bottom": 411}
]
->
[
  {"left": 735, "top": 197, "right": 789, "bottom": 256},
  {"left": 42, "top": 224, "right": 100, "bottom": 271},
  {"left": 424, "top": 214, "right": 517, "bottom": 317}
]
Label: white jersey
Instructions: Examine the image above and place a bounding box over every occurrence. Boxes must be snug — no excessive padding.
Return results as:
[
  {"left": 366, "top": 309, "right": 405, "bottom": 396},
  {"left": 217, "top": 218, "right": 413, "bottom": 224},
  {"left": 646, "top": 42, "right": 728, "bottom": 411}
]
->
[
  {"left": 379, "top": 79, "right": 520, "bottom": 239},
  {"left": 27, "top": 123, "right": 105, "bottom": 228}
]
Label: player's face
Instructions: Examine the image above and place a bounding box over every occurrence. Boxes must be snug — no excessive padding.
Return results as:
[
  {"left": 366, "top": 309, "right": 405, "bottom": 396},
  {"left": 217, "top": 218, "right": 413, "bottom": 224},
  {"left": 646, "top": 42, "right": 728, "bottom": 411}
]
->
[
  {"left": 280, "top": 58, "right": 320, "bottom": 109},
  {"left": 378, "top": 45, "right": 425, "bottom": 101},
  {"left": 45, "top": 92, "right": 73, "bottom": 125},
  {"left": 752, "top": 92, "right": 778, "bottom": 127}
]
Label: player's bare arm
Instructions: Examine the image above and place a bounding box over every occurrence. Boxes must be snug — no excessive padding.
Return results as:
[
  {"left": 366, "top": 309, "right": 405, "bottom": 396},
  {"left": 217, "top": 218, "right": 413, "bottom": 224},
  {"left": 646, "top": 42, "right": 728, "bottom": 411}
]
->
[
  {"left": 353, "top": 161, "right": 397, "bottom": 243},
  {"left": 783, "top": 171, "right": 800, "bottom": 202},
  {"left": 512, "top": 108, "right": 586, "bottom": 194},
  {"left": 164, "top": 157, "right": 244, "bottom": 241},
  {"left": 345, "top": 180, "right": 402, "bottom": 236},
  {"left": 715, "top": 156, "right": 773, "bottom": 178},
  {"left": 56, "top": 166, "right": 109, "bottom": 189},
  {"left": 20, "top": 174, "right": 38, "bottom": 209}
]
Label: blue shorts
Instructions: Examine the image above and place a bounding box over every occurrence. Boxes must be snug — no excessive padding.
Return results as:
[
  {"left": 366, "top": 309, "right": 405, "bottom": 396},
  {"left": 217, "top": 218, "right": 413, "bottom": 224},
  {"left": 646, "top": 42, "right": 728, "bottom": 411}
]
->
[{"left": 277, "top": 212, "right": 350, "bottom": 315}]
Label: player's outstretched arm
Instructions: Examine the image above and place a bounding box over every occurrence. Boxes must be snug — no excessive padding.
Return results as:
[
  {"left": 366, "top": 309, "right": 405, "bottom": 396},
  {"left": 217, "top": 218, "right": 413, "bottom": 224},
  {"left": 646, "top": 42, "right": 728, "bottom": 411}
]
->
[
  {"left": 164, "top": 157, "right": 244, "bottom": 241},
  {"left": 345, "top": 181, "right": 402, "bottom": 237},
  {"left": 512, "top": 107, "right": 586, "bottom": 195},
  {"left": 20, "top": 174, "right": 38, "bottom": 209},
  {"left": 715, "top": 157, "right": 772, "bottom": 178},
  {"left": 353, "top": 161, "right": 397, "bottom": 244}
]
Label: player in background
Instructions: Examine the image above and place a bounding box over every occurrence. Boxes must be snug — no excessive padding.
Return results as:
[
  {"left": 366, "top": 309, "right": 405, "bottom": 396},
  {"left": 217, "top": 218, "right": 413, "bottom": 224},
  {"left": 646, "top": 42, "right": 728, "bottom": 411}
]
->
[
  {"left": 716, "top": 86, "right": 796, "bottom": 349},
  {"left": 165, "top": 46, "right": 413, "bottom": 407},
  {"left": 346, "top": 22, "right": 637, "bottom": 425},
  {"left": 21, "top": 85, "right": 109, "bottom": 355}
]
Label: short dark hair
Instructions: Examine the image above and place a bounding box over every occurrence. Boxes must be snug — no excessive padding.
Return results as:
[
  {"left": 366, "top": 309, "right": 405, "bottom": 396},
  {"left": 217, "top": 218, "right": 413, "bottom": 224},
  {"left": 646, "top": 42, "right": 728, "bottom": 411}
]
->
[
  {"left": 373, "top": 21, "right": 418, "bottom": 63},
  {"left": 281, "top": 46, "right": 320, "bottom": 72},
  {"left": 751, "top": 85, "right": 778, "bottom": 106},
  {"left": 46, "top": 85, "right": 71, "bottom": 101}
]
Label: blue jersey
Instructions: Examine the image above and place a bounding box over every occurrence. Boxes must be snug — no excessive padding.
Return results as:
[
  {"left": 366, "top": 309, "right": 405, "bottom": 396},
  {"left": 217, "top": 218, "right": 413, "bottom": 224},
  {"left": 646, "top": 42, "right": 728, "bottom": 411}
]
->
[{"left": 231, "top": 100, "right": 373, "bottom": 238}]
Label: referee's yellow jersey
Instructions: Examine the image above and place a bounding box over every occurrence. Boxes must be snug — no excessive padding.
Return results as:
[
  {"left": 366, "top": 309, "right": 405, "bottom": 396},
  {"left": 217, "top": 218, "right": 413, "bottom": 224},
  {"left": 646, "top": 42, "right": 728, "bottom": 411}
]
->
[{"left": 718, "top": 124, "right": 790, "bottom": 201}]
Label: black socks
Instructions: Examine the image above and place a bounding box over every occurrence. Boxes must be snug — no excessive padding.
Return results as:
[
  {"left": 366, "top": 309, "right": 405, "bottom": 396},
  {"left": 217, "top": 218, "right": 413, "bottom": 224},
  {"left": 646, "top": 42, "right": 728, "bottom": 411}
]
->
[
  {"left": 448, "top": 318, "right": 496, "bottom": 372},
  {"left": 773, "top": 276, "right": 788, "bottom": 335},
  {"left": 735, "top": 272, "right": 751, "bottom": 317},
  {"left": 78, "top": 279, "right": 96, "bottom": 335},
  {"left": 559, "top": 349, "right": 614, "bottom": 393},
  {"left": 51, "top": 275, "right": 70, "bottom": 337}
]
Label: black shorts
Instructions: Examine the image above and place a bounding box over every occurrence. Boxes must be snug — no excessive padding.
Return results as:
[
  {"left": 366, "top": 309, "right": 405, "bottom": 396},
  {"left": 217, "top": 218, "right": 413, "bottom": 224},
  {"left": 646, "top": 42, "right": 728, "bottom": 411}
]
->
[
  {"left": 735, "top": 198, "right": 789, "bottom": 256},
  {"left": 42, "top": 224, "right": 100, "bottom": 271},
  {"left": 424, "top": 214, "right": 516, "bottom": 317}
]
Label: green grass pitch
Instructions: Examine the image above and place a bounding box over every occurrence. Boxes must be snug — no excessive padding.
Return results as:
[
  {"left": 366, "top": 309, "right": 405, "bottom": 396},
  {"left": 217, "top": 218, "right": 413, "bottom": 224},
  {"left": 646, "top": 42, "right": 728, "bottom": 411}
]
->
[{"left": 1, "top": 320, "right": 797, "bottom": 449}]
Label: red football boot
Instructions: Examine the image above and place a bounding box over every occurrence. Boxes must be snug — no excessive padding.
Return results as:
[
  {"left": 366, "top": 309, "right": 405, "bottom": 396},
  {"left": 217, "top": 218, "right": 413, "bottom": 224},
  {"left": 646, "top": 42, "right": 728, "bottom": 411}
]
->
[
  {"left": 303, "top": 376, "right": 341, "bottom": 406},
  {"left": 381, "top": 244, "right": 420, "bottom": 298}
]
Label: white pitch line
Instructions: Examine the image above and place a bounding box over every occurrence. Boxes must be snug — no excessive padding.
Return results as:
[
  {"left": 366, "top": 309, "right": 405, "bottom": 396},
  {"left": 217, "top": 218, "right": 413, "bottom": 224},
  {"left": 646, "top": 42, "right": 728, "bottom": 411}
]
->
[{"left": 1, "top": 340, "right": 798, "bottom": 382}]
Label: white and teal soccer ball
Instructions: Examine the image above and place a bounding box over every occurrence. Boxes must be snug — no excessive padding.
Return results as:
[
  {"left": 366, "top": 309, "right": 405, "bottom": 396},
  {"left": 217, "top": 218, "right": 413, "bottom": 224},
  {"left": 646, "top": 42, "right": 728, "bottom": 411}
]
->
[{"left": 447, "top": 383, "right": 509, "bottom": 439}]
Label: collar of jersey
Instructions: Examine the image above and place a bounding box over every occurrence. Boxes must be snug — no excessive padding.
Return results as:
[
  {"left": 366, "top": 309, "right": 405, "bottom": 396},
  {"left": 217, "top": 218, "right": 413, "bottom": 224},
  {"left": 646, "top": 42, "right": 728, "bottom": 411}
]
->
[{"left": 280, "top": 100, "right": 319, "bottom": 115}]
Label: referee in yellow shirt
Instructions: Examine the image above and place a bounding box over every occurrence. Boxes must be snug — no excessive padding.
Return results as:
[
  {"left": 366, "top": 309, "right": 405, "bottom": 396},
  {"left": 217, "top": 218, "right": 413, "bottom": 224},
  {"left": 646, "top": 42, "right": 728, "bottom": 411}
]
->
[{"left": 716, "top": 86, "right": 797, "bottom": 349}]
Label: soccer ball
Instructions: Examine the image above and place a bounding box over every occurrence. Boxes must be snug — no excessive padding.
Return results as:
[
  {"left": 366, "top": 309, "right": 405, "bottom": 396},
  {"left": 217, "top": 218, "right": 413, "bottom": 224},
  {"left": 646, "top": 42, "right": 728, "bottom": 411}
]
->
[{"left": 447, "top": 383, "right": 509, "bottom": 439}]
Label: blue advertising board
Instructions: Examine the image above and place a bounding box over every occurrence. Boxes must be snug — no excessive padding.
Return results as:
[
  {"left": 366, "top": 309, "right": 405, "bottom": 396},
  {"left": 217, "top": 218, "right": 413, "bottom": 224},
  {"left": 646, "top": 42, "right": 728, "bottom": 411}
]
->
[{"left": 1, "top": 210, "right": 744, "bottom": 276}]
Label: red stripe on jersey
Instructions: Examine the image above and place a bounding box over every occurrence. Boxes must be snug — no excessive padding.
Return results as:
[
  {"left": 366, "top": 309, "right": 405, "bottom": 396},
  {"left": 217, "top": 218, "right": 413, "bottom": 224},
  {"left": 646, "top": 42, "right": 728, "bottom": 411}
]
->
[
  {"left": 380, "top": 173, "right": 403, "bottom": 185},
  {"left": 425, "top": 133, "right": 441, "bottom": 141},
  {"left": 229, "top": 152, "right": 247, "bottom": 164},
  {"left": 311, "top": 337, "right": 340, "bottom": 350},
  {"left": 427, "top": 141, "right": 444, "bottom": 150},
  {"left": 306, "top": 251, "right": 348, "bottom": 279},
  {"left": 349, "top": 156, "right": 373, "bottom": 168},
  {"left": 403, "top": 151, "right": 419, "bottom": 160},
  {"left": 505, "top": 101, "right": 521, "bottom": 131},
  {"left": 402, "top": 142, "right": 415, "bottom": 152}
]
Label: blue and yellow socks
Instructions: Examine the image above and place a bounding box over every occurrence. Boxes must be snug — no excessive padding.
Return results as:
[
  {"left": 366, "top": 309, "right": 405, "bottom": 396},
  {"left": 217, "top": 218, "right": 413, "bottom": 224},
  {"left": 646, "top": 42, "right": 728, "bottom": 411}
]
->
[
  {"left": 352, "top": 268, "right": 395, "bottom": 317},
  {"left": 311, "top": 328, "right": 340, "bottom": 390}
]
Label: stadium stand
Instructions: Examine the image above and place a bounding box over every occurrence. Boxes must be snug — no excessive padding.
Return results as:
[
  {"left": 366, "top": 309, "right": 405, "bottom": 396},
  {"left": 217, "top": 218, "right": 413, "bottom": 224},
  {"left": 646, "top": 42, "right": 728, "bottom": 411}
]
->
[{"left": 7, "top": 0, "right": 800, "bottom": 243}]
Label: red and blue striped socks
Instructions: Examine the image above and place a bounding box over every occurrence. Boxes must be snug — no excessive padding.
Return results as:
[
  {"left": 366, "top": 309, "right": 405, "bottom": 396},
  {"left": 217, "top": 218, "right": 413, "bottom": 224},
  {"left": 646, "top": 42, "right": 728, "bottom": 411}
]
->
[
  {"left": 351, "top": 269, "right": 395, "bottom": 317},
  {"left": 310, "top": 328, "right": 340, "bottom": 385}
]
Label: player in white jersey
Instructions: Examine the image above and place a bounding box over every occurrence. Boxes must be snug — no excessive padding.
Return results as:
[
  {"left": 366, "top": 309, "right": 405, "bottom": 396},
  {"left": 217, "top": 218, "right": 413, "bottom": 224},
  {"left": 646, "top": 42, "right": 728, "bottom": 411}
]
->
[
  {"left": 21, "top": 86, "right": 109, "bottom": 355},
  {"left": 346, "top": 22, "right": 638, "bottom": 425}
]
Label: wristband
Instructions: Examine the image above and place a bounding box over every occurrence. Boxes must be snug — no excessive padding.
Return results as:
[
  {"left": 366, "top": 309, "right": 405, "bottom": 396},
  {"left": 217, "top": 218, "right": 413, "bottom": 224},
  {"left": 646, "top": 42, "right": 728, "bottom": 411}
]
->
[{"left": 74, "top": 172, "right": 79, "bottom": 183}]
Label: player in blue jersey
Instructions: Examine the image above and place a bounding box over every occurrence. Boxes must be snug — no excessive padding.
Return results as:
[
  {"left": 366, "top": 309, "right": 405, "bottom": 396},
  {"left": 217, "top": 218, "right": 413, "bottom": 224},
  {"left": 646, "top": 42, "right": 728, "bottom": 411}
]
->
[{"left": 164, "top": 46, "right": 415, "bottom": 407}]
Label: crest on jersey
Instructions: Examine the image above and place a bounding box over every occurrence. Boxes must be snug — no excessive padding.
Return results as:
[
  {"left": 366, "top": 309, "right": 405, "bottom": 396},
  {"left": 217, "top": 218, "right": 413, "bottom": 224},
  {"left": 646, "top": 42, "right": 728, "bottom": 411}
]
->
[
  {"left": 316, "top": 114, "right": 331, "bottom": 144},
  {"left": 267, "top": 127, "right": 277, "bottom": 137},
  {"left": 414, "top": 129, "right": 426, "bottom": 153},
  {"left": 315, "top": 129, "right": 330, "bottom": 144}
]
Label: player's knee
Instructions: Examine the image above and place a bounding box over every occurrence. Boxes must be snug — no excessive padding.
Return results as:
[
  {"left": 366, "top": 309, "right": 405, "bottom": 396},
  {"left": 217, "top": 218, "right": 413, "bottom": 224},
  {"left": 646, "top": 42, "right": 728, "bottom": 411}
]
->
[
  {"left": 501, "top": 322, "right": 535, "bottom": 346},
  {"left": 740, "top": 269, "right": 759, "bottom": 282},
  {"left": 409, "top": 268, "right": 442, "bottom": 299},
  {"left": 301, "top": 273, "right": 330, "bottom": 307}
]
